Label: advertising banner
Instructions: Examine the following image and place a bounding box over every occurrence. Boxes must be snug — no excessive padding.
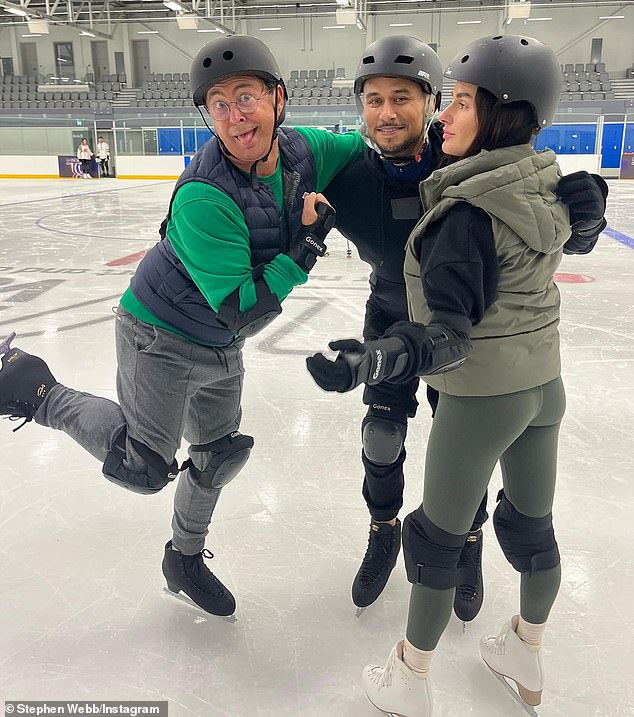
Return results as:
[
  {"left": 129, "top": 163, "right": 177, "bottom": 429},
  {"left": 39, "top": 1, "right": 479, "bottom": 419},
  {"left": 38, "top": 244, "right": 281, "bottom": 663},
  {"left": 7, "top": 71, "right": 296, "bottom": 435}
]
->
[
  {"left": 58, "top": 155, "right": 98, "bottom": 178},
  {"left": 619, "top": 152, "right": 634, "bottom": 179}
]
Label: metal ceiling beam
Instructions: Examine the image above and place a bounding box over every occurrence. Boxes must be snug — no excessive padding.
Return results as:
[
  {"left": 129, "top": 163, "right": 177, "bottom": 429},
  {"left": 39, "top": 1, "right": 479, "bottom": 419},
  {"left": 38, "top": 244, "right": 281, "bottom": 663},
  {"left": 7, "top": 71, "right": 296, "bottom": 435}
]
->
[{"left": 0, "top": 0, "right": 631, "bottom": 27}]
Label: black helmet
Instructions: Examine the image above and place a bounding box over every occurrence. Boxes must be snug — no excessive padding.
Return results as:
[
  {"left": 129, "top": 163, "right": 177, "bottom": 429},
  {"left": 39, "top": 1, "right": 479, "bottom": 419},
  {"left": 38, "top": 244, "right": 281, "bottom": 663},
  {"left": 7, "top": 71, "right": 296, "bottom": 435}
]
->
[
  {"left": 354, "top": 36, "right": 443, "bottom": 112},
  {"left": 444, "top": 35, "right": 562, "bottom": 129},
  {"left": 190, "top": 35, "right": 287, "bottom": 108}
]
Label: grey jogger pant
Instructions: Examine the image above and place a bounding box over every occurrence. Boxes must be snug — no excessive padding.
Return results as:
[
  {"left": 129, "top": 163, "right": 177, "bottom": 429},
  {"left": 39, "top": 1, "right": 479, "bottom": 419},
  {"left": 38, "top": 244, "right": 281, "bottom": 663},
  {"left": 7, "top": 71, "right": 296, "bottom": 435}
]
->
[
  {"left": 36, "top": 308, "right": 245, "bottom": 554},
  {"left": 405, "top": 377, "right": 566, "bottom": 650}
]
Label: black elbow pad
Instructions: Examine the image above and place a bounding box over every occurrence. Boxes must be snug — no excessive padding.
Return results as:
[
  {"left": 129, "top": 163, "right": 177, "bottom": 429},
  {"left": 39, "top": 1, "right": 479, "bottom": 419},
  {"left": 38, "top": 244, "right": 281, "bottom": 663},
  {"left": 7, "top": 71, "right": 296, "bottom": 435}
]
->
[
  {"left": 423, "top": 324, "right": 471, "bottom": 375},
  {"left": 216, "top": 265, "right": 282, "bottom": 338}
]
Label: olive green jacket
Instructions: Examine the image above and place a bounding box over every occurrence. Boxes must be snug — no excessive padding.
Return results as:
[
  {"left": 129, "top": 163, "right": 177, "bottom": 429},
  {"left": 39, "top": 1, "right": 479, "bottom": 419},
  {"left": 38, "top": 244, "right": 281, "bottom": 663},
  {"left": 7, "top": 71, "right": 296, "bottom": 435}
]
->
[{"left": 404, "top": 145, "right": 571, "bottom": 396}]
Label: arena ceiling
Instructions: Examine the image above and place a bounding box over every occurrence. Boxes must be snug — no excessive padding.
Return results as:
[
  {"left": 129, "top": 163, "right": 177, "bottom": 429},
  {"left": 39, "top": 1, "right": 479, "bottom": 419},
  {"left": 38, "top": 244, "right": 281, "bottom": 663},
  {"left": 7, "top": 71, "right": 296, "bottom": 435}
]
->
[{"left": 0, "top": 0, "right": 632, "bottom": 38}]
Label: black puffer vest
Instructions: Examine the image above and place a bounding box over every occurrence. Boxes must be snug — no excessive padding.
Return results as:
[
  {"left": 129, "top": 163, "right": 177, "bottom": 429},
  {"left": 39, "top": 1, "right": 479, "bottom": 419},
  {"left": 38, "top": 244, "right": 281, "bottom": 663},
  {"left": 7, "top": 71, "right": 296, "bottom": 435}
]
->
[{"left": 130, "top": 128, "right": 316, "bottom": 345}]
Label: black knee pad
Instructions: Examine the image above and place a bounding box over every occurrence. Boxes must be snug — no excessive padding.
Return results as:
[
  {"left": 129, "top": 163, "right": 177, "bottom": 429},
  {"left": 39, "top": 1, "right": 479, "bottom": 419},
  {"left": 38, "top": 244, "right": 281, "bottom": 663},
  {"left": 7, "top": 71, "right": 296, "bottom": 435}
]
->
[
  {"left": 102, "top": 427, "right": 179, "bottom": 495},
  {"left": 185, "top": 431, "right": 254, "bottom": 489},
  {"left": 362, "top": 405, "right": 406, "bottom": 465},
  {"left": 402, "top": 507, "right": 467, "bottom": 589},
  {"left": 493, "top": 490, "right": 560, "bottom": 575}
]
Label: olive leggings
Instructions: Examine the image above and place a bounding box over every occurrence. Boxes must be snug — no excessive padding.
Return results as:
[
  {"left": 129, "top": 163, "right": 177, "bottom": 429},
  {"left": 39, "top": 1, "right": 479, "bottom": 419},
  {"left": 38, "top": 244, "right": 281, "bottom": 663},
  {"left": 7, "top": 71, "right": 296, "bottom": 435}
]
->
[{"left": 406, "top": 377, "right": 566, "bottom": 651}]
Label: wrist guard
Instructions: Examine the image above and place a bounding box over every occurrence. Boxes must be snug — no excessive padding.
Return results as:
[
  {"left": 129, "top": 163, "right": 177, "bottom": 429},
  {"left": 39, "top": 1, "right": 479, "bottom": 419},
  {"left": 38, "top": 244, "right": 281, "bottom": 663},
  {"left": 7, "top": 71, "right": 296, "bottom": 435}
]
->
[
  {"left": 216, "top": 264, "right": 282, "bottom": 338},
  {"left": 288, "top": 202, "right": 336, "bottom": 273},
  {"left": 384, "top": 318, "right": 472, "bottom": 378}
]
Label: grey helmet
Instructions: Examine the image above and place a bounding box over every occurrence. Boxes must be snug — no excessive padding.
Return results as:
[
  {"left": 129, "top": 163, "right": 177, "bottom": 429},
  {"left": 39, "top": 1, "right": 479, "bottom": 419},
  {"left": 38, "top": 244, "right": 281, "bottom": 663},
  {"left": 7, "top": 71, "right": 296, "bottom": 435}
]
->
[
  {"left": 444, "top": 35, "right": 562, "bottom": 129},
  {"left": 354, "top": 36, "right": 443, "bottom": 114},
  {"left": 190, "top": 34, "right": 287, "bottom": 118}
]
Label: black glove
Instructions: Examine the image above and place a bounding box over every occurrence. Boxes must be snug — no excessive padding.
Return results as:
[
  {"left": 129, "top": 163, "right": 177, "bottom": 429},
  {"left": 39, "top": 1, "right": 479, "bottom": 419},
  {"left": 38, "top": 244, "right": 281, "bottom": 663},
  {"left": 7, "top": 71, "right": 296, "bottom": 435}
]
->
[
  {"left": 288, "top": 202, "right": 336, "bottom": 273},
  {"left": 306, "top": 336, "right": 409, "bottom": 393},
  {"left": 563, "top": 223, "right": 603, "bottom": 255},
  {"left": 557, "top": 170, "right": 608, "bottom": 224}
]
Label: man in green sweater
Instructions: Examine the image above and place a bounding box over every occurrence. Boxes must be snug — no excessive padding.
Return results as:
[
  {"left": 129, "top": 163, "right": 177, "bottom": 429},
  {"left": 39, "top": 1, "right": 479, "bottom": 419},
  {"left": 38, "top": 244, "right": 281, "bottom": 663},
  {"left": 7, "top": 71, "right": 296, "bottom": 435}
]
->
[{"left": 0, "top": 35, "right": 365, "bottom": 618}]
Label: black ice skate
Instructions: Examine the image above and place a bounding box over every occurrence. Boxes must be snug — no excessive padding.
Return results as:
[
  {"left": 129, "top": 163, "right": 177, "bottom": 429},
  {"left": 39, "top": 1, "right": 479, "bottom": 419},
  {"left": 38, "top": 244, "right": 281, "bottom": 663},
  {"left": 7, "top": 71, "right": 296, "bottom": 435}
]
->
[
  {"left": 454, "top": 529, "right": 484, "bottom": 624},
  {"left": 162, "top": 540, "right": 236, "bottom": 619},
  {"left": 352, "top": 519, "right": 401, "bottom": 612},
  {"left": 0, "top": 332, "right": 58, "bottom": 429}
]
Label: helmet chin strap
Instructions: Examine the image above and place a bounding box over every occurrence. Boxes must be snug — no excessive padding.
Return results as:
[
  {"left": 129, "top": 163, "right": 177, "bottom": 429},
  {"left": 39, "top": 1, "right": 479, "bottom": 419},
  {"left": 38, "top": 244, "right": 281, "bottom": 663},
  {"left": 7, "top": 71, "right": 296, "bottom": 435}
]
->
[{"left": 248, "top": 85, "right": 281, "bottom": 190}]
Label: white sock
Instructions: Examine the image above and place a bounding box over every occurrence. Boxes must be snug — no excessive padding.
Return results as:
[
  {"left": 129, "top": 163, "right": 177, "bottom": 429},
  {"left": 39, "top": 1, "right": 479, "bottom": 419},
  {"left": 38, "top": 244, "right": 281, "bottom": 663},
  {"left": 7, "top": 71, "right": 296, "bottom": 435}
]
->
[
  {"left": 516, "top": 616, "right": 546, "bottom": 648},
  {"left": 402, "top": 638, "right": 434, "bottom": 677}
]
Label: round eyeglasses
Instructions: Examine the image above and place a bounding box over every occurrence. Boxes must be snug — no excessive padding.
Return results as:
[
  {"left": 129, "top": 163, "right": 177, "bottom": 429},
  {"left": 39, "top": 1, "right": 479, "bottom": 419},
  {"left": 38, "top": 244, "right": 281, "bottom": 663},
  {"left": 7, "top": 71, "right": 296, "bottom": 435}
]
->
[{"left": 207, "top": 89, "right": 273, "bottom": 121}]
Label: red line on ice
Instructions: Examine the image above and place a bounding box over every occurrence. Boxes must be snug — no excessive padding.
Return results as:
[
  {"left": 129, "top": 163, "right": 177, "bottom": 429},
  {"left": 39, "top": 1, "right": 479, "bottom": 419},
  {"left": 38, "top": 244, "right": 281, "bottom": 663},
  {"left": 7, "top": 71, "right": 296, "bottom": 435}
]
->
[{"left": 105, "top": 250, "right": 148, "bottom": 267}]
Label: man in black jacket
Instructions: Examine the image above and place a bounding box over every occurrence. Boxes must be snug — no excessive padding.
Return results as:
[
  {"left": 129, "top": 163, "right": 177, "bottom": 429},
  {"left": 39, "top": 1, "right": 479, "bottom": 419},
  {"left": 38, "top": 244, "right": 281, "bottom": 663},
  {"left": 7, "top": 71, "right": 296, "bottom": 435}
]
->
[{"left": 322, "top": 35, "right": 607, "bottom": 618}]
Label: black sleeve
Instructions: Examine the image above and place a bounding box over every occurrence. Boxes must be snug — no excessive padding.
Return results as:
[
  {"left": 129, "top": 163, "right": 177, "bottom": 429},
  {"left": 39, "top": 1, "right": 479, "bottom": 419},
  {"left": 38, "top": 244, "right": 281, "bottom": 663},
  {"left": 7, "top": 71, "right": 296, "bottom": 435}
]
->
[{"left": 416, "top": 202, "right": 499, "bottom": 327}]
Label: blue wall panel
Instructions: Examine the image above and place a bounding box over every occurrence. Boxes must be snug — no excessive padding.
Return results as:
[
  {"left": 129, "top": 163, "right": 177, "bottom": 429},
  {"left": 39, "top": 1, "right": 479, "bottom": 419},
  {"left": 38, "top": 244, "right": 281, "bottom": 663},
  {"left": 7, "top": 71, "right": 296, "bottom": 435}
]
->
[
  {"left": 157, "top": 128, "right": 182, "bottom": 155},
  {"left": 534, "top": 122, "right": 628, "bottom": 168},
  {"left": 182, "top": 127, "right": 214, "bottom": 155},
  {"left": 601, "top": 123, "right": 625, "bottom": 168},
  {"left": 534, "top": 124, "right": 597, "bottom": 153},
  {"left": 623, "top": 123, "right": 634, "bottom": 153},
  {"left": 196, "top": 127, "right": 213, "bottom": 149}
]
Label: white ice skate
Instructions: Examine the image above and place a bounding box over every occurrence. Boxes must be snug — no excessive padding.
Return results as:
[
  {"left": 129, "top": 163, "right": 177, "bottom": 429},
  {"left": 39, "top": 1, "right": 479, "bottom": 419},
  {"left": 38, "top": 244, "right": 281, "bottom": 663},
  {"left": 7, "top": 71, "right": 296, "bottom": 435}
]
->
[
  {"left": 480, "top": 616, "right": 543, "bottom": 716},
  {"left": 362, "top": 640, "right": 432, "bottom": 717}
]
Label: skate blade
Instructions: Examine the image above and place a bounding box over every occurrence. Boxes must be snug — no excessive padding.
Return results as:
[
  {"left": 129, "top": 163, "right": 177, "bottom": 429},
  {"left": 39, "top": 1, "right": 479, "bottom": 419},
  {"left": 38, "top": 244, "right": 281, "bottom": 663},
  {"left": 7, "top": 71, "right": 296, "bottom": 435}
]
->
[
  {"left": 161, "top": 587, "right": 237, "bottom": 623},
  {"left": 483, "top": 662, "right": 539, "bottom": 716},
  {"left": 0, "top": 332, "right": 16, "bottom": 356},
  {"left": 355, "top": 606, "right": 367, "bottom": 618},
  {"left": 364, "top": 693, "right": 402, "bottom": 717}
]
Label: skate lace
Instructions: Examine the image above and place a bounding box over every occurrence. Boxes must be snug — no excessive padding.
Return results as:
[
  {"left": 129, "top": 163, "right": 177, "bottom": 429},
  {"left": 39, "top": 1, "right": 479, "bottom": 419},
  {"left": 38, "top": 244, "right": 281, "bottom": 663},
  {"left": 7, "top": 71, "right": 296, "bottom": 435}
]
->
[
  {"left": 3, "top": 412, "right": 33, "bottom": 432},
  {"left": 368, "top": 648, "right": 397, "bottom": 689},
  {"left": 490, "top": 622, "right": 511, "bottom": 655},
  {"left": 359, "top": 529, "right": 392, "bottom": 585},
  {"left": 183, "top": 548, "right": 230, "bottom": 597},
  {"left": 456, "top": 534, "right": 481, "bottom": 600}
]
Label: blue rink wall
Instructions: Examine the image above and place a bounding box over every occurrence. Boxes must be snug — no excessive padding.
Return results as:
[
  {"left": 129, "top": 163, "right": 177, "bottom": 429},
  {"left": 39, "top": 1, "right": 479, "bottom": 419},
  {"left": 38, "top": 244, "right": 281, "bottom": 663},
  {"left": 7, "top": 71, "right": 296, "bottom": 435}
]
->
[
  {"left": 155, "top": 123, "right": 633, "bottom": 169},
  {"left": 534, "top": 122, "right": 634, "bottom": 168},
  {"left": 0, "top": 122, "right": 631, "bottom": 178}
]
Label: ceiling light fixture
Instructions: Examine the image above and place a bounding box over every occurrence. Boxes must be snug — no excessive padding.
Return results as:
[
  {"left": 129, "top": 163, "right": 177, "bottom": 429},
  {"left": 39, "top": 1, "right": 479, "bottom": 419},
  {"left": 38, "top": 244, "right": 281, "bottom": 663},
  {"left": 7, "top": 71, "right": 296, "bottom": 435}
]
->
[
  {"left": 389, "top": 22, "right": 413, "bottom": 27},
  {"left": 3, "top": 4, "right": 28, "bottom": 16},
  {"left": 163, "top": 0, "right": 186, "bottom": 11}
]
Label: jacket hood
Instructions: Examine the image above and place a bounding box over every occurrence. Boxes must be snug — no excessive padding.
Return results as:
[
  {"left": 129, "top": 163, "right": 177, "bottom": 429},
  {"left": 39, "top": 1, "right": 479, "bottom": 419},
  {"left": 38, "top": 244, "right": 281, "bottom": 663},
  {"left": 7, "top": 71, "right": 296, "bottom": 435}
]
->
[{"left": 421, "top": 145, "right": 571, "bottom": 254}]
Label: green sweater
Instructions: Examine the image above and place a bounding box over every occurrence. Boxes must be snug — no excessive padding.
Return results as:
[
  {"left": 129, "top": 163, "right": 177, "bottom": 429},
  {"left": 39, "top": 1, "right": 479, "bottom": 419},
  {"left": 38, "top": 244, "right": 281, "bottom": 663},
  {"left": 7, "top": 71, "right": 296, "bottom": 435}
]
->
[{"left": 120, "top": 127, "right": 365, "bottom": 335}]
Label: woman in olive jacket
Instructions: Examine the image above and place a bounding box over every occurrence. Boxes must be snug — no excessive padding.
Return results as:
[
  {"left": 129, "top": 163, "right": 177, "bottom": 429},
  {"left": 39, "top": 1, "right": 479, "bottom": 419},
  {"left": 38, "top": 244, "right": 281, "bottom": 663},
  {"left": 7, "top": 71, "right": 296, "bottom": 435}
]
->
[{"left": 307, "top": 35, "right": 577, "bottom": 717}]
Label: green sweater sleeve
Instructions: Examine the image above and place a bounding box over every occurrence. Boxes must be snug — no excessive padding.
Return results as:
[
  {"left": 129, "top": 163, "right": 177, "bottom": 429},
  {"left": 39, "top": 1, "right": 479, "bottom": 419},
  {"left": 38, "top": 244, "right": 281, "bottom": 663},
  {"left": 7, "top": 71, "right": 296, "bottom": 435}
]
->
[
  {"left": 168, "top": 182, "right": 307, "bottom": 313},
  {"left": 161, "top": 131, "right": 364, "bottom": 316},
  {"left": 294, "top": 127, "right": 366, "bottom": 190}
]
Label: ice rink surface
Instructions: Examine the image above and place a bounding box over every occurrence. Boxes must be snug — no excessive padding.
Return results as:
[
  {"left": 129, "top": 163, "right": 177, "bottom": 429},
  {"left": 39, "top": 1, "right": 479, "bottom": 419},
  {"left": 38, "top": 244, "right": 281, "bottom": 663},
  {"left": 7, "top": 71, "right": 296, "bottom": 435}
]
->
[{"left": 0, "top": 177, "right": 632, "bottom": 717}]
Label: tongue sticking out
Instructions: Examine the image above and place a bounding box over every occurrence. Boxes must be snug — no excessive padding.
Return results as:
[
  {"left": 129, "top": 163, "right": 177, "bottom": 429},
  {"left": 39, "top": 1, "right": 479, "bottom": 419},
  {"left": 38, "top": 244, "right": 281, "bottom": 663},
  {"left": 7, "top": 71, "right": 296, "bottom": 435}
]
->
[{"left": 235, "top": 129, "right": 256, "bottom": 145}]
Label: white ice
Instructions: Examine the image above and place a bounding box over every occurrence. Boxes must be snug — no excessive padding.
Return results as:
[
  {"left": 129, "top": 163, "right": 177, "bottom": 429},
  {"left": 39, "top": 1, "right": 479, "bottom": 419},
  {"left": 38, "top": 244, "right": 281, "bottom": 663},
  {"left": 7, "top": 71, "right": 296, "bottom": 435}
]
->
[{"left": 0, "top": 178, "right": 633, "bottom": 717}]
